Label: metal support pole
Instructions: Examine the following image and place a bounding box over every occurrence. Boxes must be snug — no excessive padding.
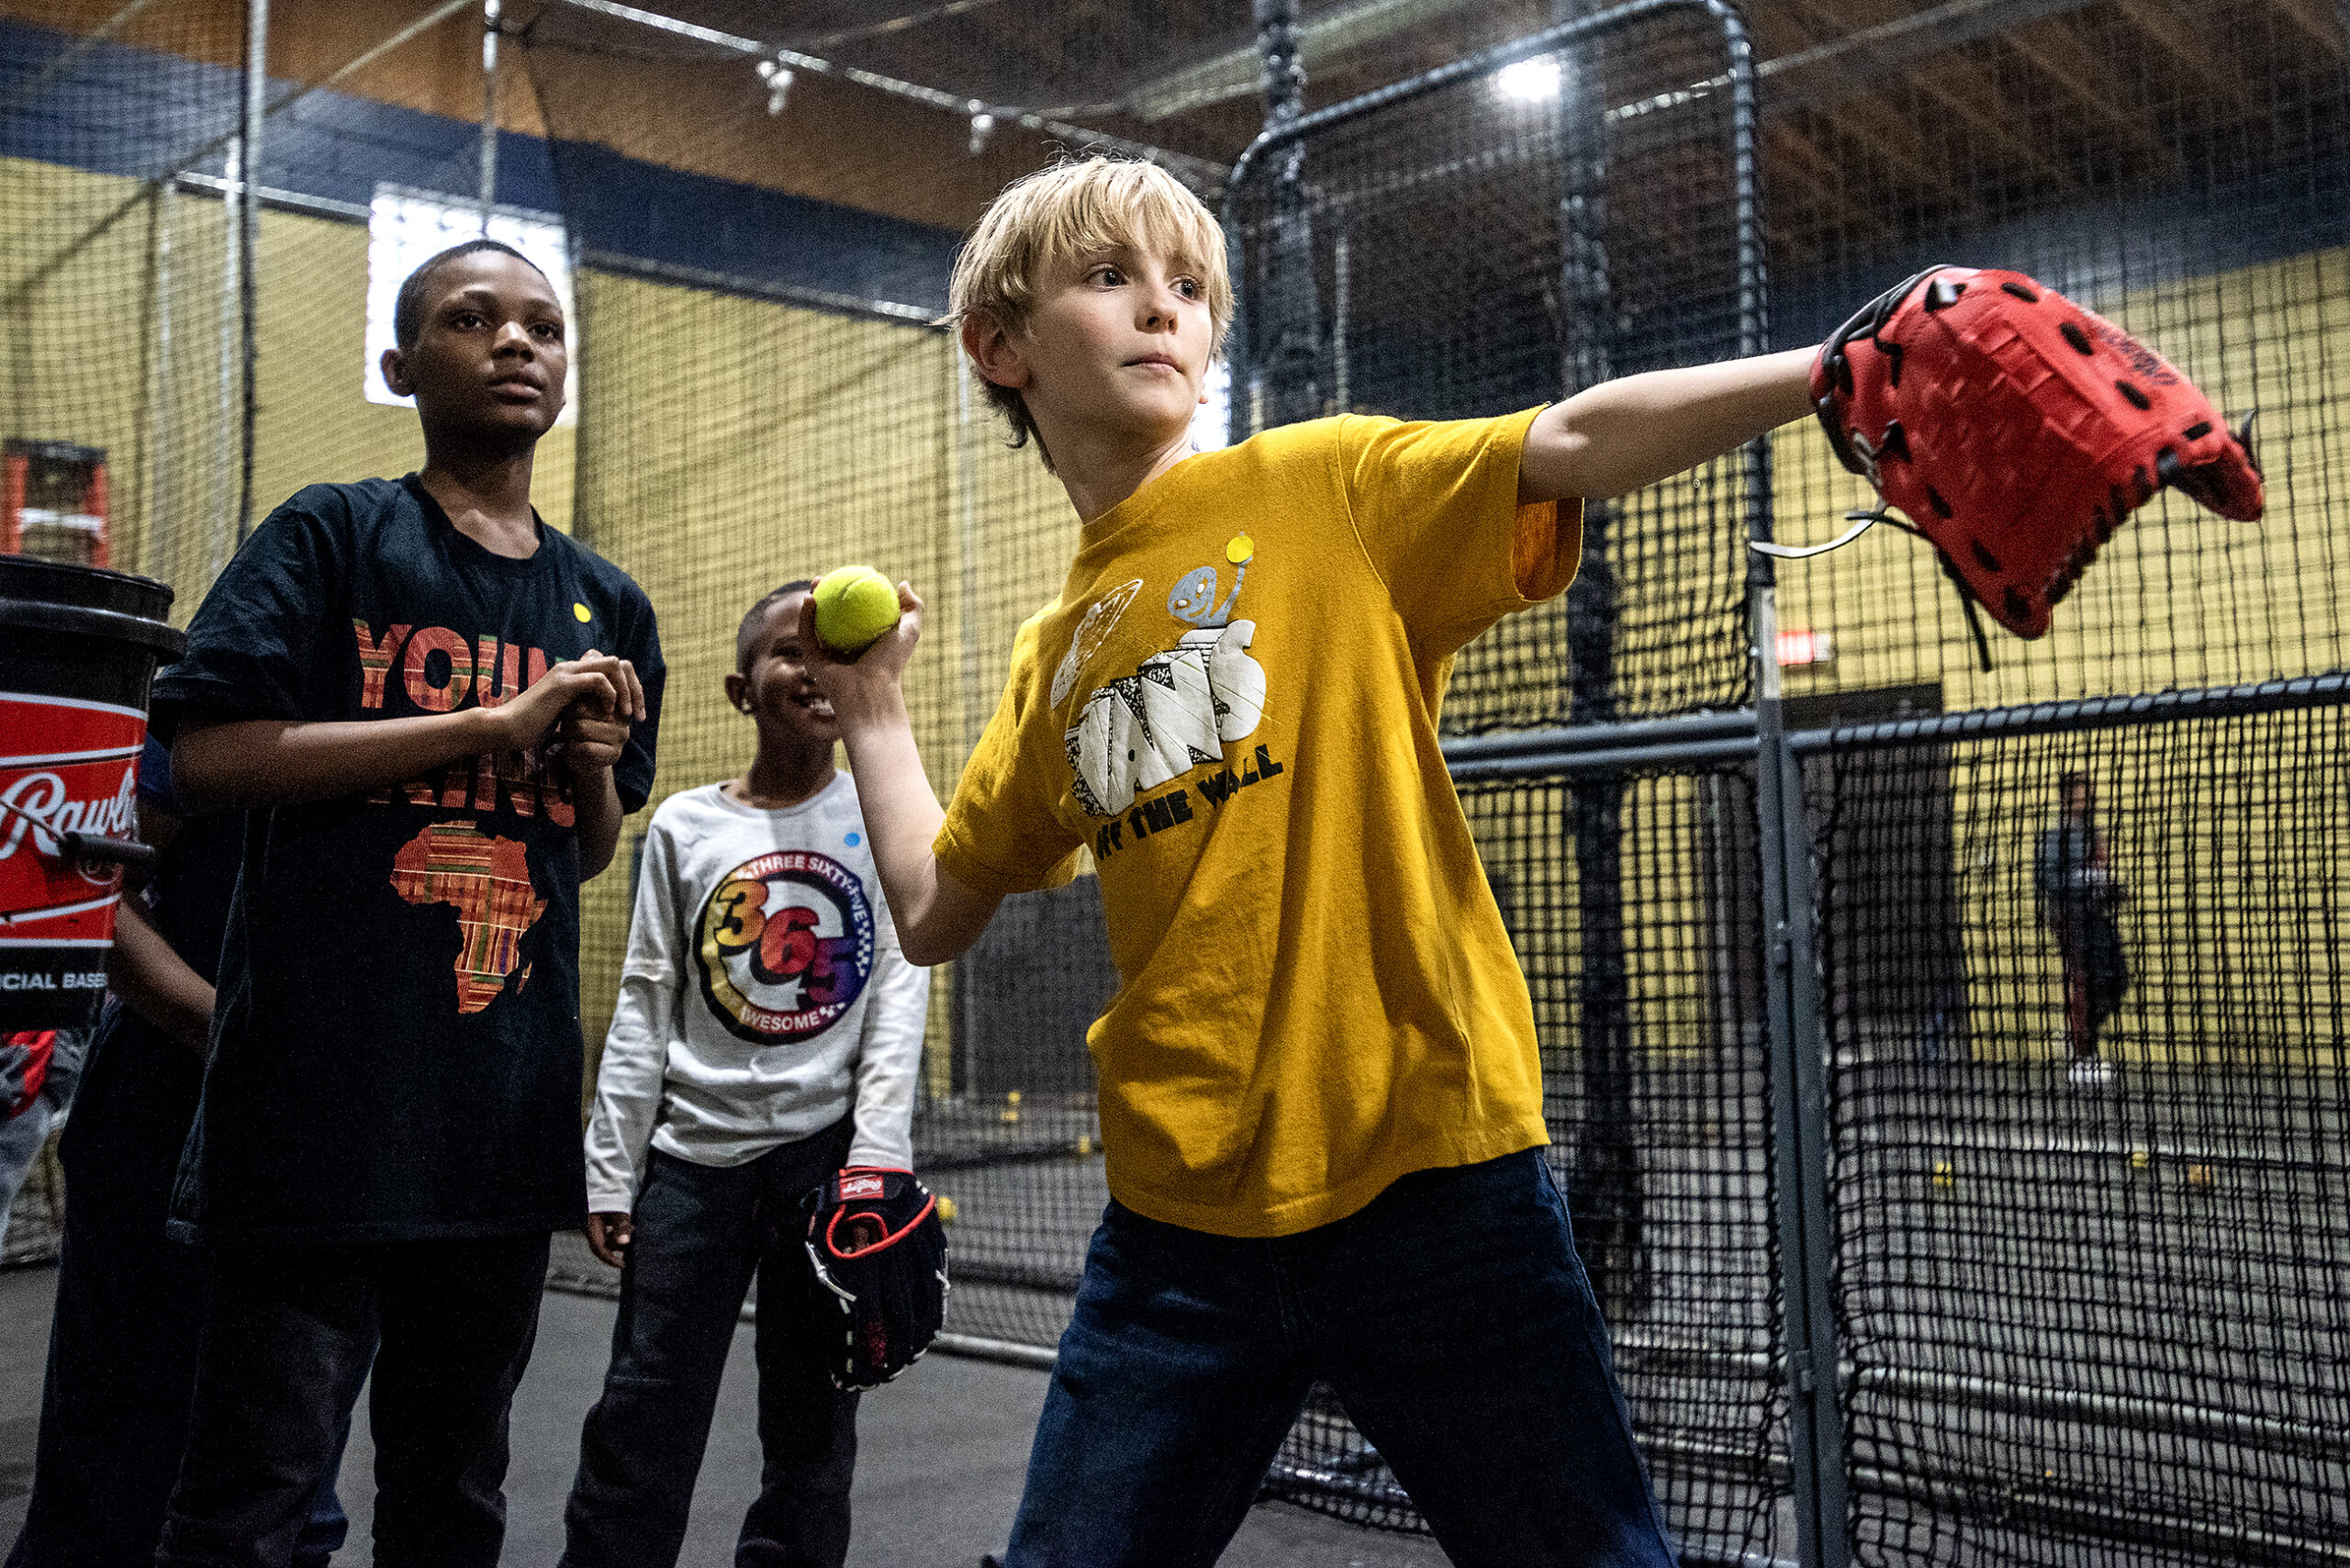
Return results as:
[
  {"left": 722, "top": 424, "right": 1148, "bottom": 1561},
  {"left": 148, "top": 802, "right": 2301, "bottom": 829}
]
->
[
  {"left": 1755, "top": 687, "right": 1852, "bottom": 1568},
  {"left": 1330, "top": 227, "right": 1349, "bottom": 413},
  {"left": 1553, "top": 21, "right": 1648, "bottom": 1326},
  {"left": 1734, "top": 3, "right": 1848, "bottom": 1551},
  {"left": 950, "top": 350, "right": 984, "bottom": 1102},
  {"left": 234, "top": 0, "right": 264, "bottom": 545},
  {"left": 142, "top": 181, "right": 175, "bottom": 587},
  {"left": 1253, "top": 0, "right": 1322, "bottom": 428},
  {"left": 213, "top": 132, "right": 241, "bottom": 573},
  {"left": 478, "top": 0, "right": 502, "bottom": 231}
]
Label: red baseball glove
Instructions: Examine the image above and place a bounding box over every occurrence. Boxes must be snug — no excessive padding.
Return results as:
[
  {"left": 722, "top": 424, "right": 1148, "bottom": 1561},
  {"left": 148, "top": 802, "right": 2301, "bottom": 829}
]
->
[{"left": 1768, "top": 265, "right": 2262, "bottom": 643}]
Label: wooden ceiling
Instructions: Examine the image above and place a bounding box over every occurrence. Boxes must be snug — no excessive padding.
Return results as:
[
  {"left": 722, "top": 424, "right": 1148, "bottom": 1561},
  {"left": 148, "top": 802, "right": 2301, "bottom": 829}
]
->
[{"left": 514, "top": 0, "right": 2347, "bottom": 268}]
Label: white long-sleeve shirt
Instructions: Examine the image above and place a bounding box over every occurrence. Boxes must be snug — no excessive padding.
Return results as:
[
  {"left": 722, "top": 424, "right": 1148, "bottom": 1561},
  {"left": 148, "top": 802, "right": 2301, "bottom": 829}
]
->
[{"left": 584, "top": 775, "right": 929, "bottom": 1211}]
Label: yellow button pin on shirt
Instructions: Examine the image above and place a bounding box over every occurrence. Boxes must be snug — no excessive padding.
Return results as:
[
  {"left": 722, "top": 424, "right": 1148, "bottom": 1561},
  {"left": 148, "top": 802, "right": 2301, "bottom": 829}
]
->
[{"left": 574, "top": 602, "right": 592, "bottom": 622}]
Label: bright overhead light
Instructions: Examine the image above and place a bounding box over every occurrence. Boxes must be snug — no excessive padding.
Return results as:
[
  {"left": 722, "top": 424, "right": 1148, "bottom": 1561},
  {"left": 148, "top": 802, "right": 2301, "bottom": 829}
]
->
[{"left": 1495, "top": 57, "right": 1561, "bottom": 103}]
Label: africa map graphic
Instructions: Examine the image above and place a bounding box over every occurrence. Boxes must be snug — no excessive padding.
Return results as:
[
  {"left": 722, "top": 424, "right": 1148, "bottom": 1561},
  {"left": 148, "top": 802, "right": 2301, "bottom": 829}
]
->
[{"left": 391, "top": 822, "right": 544, "bottom": 1013}]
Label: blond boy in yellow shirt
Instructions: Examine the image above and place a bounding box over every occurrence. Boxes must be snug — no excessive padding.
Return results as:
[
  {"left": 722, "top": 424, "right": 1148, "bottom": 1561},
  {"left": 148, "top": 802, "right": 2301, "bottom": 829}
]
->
[{"left": 803, "top": 157, "right": 1819, "bottom": 1567}]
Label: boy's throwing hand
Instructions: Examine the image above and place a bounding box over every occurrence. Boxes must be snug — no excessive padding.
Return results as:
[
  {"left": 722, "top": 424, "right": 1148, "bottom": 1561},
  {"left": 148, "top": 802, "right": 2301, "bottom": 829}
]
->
[{"left": 795, "top": 583, "right": 922, "bottom": 713}]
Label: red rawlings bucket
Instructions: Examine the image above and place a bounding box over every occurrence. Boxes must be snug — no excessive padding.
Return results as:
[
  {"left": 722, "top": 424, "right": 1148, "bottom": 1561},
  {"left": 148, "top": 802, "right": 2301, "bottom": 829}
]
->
[{"left": 0, "top": 555, "right": 182, "bottom": 1030}]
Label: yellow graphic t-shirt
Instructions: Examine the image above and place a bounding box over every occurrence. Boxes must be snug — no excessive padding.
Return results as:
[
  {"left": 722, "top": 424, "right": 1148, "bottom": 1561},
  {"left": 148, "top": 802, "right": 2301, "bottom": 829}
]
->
[{"left": 936, "top": 409, "right": 1580, "bottom": 1237}]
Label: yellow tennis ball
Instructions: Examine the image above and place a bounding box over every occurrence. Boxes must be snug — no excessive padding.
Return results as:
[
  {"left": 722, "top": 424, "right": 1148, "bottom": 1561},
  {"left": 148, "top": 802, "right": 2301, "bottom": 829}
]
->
[
  {"left": 2187, "top": 1163, "right": 2215, "bottom": 1188},
  {"left": 2129, "top": 1149, "right": 2152, "bottom": 1172},
  {"left": 812, "top": 566, "right": 901, "bottom": 655},
  {"left": 934, "top": 1194, "right": 958, "bottom": 1226}
]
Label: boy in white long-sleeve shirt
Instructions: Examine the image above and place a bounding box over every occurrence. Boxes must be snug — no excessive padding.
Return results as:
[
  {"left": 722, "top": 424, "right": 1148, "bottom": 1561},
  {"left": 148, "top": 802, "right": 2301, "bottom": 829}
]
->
[{"left": 562, "top": 578, "right": 930, "bottom": 1568}]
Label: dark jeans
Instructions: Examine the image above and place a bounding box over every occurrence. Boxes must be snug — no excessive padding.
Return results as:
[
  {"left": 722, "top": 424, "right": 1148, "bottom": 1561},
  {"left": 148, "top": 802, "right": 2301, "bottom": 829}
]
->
[
  {"left": 155, "top": 1231, "right": 551, "bottom": 1568},
  {"left": 2053, "top": 913, "right": 2128, "bottom": 1058},
  {"left": 561, "top": 1121, "right": 860, "bottom": 1568},
  {"left": 4, "top": 1204, "right": 355, "bottom": 1568},
  {"left": 1002, "top": 1149, "right": 1678, "bottom": 1568}
]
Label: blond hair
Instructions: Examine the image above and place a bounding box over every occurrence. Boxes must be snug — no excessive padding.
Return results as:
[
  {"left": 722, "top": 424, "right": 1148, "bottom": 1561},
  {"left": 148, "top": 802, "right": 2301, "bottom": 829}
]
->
[{"left": 948, "top": 157, "right": 1234, "bottom": 462}]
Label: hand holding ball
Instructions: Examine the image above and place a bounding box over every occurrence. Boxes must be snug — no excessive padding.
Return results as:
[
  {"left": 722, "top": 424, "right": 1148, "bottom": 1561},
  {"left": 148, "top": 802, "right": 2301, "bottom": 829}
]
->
[{"left": 812, "top": 566, "right": 902, "bottom": 656}]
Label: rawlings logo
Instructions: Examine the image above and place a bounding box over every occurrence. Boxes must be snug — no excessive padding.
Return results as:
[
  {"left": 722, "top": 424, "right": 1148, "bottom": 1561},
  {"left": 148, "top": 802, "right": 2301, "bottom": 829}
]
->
[
  {"left": 2090, "top": 319, "right": 2178, "bottom": 386},
  {"left": 840, "top": 1175, "right": 886, "bottom": 1199},
  {"left": 0, "top": 768, "right": 138, "bottom": 862}
]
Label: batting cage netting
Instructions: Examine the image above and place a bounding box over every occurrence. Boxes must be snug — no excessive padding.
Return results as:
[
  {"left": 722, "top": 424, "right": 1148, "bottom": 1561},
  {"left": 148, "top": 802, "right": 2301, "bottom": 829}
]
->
[{"left": 3, "top": 1, "right": 2347, "bottom": 1563}]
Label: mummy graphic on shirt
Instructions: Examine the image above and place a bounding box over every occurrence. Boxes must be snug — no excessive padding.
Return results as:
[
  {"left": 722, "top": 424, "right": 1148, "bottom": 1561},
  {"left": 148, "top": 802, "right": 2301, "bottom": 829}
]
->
[
  {"left": 1065, "top": 534, "right": 1269, "bottom": 819},
  {"left": 695, "top": 850, "right": 876, "bottom": 1044}
]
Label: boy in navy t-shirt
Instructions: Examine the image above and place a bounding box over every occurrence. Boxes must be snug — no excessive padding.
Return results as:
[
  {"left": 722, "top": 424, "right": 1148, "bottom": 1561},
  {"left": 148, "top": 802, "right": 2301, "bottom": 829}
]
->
[{"left": 147, "top": 240, "right": 664, "bottom": 1566}]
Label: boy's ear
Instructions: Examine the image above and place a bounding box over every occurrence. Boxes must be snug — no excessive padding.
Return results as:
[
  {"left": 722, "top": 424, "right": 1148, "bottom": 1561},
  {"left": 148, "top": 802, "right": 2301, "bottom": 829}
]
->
[
  {"left": 723, "top": 671, "right": 752, "bottom": 713},
  {"left": 961, "top": 313, "right": 1030, "bottom": 391},
  {"left": 380, "top": 345, "right": 413, "bottom": 398}
]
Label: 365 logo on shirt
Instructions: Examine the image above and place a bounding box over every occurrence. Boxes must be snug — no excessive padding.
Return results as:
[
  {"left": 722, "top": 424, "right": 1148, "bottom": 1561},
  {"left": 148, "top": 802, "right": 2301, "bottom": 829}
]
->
[{"left": 695, "top": 850, "right": 877, "bottom": 1045}]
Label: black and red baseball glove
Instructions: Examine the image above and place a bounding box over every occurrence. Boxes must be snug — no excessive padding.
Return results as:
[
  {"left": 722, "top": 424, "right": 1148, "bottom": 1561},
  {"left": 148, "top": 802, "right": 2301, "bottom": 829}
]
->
[
  {"left": 804, "top": 1166, "right": 948, "bottom": 1392},
  {"left": 1769, "top": 265, "right": 2263, "bottom": 644}
]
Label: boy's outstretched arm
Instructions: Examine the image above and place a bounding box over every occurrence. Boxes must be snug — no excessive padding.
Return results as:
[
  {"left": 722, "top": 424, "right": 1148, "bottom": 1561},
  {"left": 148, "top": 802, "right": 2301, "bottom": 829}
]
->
[
  {"left": 799, "top": 586, "right": 1002, "bottom": 969},
  {"left": 1519, "top": 345, "right": 1818, "bottom": 504}
]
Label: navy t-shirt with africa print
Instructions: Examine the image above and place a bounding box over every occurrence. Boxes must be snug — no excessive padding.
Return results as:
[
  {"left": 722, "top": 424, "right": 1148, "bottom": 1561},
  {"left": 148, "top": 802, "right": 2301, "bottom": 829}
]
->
[{"left": 149, "top": 476, "right": 664, "bottom": 1245}]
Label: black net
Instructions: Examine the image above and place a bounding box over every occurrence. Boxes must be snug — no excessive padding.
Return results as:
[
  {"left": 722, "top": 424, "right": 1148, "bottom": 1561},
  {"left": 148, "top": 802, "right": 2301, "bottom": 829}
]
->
[
  {"left": 9, "top": 3, "right": 2350, "bottom": 1563},
  {"left": 2, "top": 0, "right": 250, "bottom": 601},
  {"left": 1259, "top": 766, "right": 1791, "bottom": 1562},
  {"left": 1765, "top": 0, "right": 2350, "bottom": 712},
  {"left": 1816, "top": 709, "right": 2350, "bottom": 1564},
  {"left": 0, "top": 0, "right": 501, "bottom": 1268},
  {"left": 1225, "top": 7, "right": 1764, "bottom": 730}
]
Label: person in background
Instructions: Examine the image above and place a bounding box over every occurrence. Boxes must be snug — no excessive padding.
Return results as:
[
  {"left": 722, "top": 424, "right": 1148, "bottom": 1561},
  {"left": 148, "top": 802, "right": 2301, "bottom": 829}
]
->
[
  {"left": 0, "top": 1026, "right": 84, "bottom": 1250},
  {"left": 2036, "top": 770, "right": 2128, "bottom": 1088},
  {"left": 6, "top": 735, "right": 359, "bottom": 1568}
]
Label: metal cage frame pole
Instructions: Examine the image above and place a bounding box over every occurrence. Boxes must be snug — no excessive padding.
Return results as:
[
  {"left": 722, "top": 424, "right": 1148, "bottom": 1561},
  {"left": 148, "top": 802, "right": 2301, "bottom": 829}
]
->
[
  {"left": 1224, "top": 7, "right": 1849, "bottom": 1561},
  {"left": 1729, "top": 0, "right": 1851, "bottom": 1557},
  {"left": 142, "top": 179, "right": 175, "bottom": 589},
  {"left": 234, "top": 0, "right": 265, "bottom": 544},
  {"left": 478, "top": 0, "right": 503, "bottom": 230},
  {"left": 211, "top": 137, "right": 240, "bottom": 576},
  {"left": 1250, "top": 0, "right": 1322, "bottom": 430},
  {"left": 1753, "top": 685, "right": 1850, "bottom": 1568},
  {"left": 1551, "top": 12, "right": 1646, "bottom": 1331}
]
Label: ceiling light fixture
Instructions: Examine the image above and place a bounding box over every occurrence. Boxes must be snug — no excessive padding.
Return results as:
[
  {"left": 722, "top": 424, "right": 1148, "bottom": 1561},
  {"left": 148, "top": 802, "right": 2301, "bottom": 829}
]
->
[{"left": 1494, "top": 57, "right": 1562, "bottom": 104}]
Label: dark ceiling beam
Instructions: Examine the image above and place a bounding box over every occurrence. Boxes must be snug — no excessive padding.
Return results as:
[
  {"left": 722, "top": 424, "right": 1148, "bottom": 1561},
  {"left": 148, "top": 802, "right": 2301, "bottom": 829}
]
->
[
  {"left": 2113, "top": 1, "right": 2260, "bottom": 120},
  {"left": 1754, "top": 0, "right": 2111, "bottom": 116},
  {"left": 2266, "top": 0, "right": 2348, "bottom": 59},
  {"left": 1768, "top": 0, "right": 2076, "bottom": 196},
  {"left": 554, "top": 0, "right": 1230, "bottom": 185},
  {"left": 1763, "top": 118, "right": 1904, "bottom": 254},
  {"left": 1132, "top": 0, "right": 2127, "bottom": 129},
  {"left": 1123, "top": 0, "right": 1491, "bottom": 122},
  {"left": 1999, "top": 11, "right": 2179, "bottom": 174}
]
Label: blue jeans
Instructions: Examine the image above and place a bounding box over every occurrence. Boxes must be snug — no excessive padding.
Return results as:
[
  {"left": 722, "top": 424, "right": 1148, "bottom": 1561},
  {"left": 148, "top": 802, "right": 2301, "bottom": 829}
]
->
[
  {"left": 560, "top": 1122, "right": 860, "bottom": 1568},
  {"left": 1002, "top": 1149, "right": 1677, "bottom": 1568}
]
